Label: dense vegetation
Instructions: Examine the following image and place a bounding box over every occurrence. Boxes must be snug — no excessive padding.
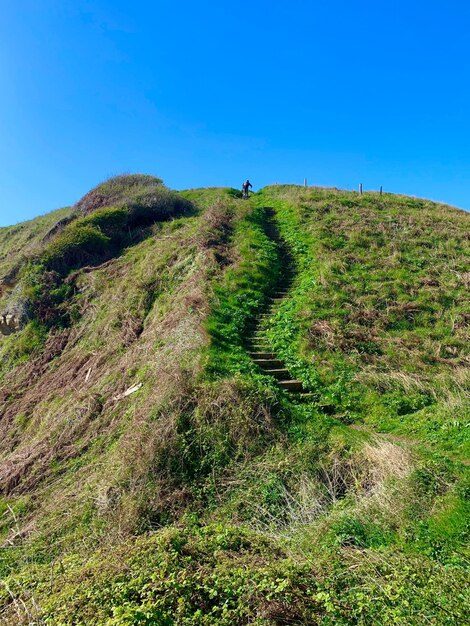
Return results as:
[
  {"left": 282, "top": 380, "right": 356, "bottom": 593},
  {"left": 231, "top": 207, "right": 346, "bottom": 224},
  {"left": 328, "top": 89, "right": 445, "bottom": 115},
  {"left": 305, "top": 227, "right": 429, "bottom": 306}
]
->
[
  {"left": 257, "top": 186, "right": 469, "bottom": 459},
  {"left": 0, "top": 175, "right": 192, "bottom": 338},
  {"left": 0, "top": 178, "right": 468, "bottom": 625}
]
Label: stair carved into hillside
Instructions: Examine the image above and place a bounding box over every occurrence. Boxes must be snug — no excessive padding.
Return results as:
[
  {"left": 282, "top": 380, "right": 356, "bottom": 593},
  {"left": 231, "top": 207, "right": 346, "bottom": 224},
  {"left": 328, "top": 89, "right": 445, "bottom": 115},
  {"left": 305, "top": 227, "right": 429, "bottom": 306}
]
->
[{"left": 246, "top": 208, "right": 305, "bottom": 395}]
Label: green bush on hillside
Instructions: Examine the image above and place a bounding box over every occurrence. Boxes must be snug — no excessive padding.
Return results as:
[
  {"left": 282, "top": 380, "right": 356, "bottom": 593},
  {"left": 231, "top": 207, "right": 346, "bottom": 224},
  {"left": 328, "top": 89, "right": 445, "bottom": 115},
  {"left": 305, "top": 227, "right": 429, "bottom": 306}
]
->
[
  {"left": 43, "top": 222, "right": 111, "bottom": 272},
  {"left": 79, "top": 205, "right": 129, "bottom": 235},
  {"left": 126, "top": 187, "right": 193, "bottom": 227}
]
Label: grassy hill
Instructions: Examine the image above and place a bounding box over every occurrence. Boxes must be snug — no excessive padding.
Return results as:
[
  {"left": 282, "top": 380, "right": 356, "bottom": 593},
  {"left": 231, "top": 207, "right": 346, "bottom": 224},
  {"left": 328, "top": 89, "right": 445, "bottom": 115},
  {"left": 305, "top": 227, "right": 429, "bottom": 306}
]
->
[
  {"left": 0, "top": 207, "right": 74, "bottom": 289},
  {"left": 0, "top": 178, "right": 468, "bottom": 625}
]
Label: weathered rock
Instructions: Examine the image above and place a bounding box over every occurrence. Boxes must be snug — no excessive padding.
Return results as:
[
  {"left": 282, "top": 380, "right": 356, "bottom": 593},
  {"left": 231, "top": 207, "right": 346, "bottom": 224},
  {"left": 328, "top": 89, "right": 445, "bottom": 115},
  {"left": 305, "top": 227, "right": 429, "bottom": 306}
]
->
[
  {"left": 0, "top": 312, "right": 22, "bottom": 335},
  {"left": 0, "top": 289, "right": 30, "bottom": 336}
]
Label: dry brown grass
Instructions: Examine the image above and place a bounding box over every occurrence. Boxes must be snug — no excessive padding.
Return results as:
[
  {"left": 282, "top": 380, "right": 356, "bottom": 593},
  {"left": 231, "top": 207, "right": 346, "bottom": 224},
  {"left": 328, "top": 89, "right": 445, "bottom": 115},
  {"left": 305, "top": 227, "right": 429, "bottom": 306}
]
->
[
  {"left": 246, "top": 437, "right": 413, "bottom": 539},
  {"left": 0, "top": 200, "right": 235, "bottom": 547}
]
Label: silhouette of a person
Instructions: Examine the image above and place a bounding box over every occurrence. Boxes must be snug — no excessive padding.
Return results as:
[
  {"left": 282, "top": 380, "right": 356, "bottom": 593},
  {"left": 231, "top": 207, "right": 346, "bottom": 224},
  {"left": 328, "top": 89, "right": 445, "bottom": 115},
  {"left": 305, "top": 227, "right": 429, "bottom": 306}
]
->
[{"left": 242, "top": 179, "right": 252, "bottom": 199}]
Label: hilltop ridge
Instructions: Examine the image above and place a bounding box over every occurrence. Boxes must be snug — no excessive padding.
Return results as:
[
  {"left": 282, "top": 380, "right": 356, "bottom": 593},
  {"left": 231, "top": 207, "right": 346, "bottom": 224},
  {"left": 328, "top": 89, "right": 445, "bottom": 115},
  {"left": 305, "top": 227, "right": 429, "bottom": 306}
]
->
[{"left": 0, "top": 178, "right": 468, "bottom": 625}]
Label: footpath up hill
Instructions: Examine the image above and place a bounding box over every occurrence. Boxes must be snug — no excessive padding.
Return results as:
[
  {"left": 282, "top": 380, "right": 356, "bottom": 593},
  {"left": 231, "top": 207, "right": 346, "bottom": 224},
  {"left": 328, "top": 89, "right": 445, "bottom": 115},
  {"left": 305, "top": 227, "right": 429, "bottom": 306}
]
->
[{"left": 0, "top": 177, "right": 468, "bottom": 625}]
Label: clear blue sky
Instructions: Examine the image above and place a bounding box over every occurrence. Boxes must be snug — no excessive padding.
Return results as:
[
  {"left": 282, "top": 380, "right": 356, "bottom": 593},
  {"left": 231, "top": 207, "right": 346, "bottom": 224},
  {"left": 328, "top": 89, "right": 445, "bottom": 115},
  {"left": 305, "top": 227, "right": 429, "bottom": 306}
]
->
[{"left": 1, "top": 1, "right": 469, "bottom": 226}]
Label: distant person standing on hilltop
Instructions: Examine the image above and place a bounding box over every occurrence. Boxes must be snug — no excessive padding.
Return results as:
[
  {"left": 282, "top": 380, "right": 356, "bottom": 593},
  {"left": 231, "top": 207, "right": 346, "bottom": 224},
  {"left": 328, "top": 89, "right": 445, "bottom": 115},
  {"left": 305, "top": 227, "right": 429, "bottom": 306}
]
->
[{"left": 242, "top": 179, "right": 252, "bottom": 199}]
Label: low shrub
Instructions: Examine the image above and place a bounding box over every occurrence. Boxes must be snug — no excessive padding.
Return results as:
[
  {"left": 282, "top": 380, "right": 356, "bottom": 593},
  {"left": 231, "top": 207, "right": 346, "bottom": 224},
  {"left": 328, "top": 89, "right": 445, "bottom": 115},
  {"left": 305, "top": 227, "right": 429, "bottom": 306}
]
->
[
  {"left": 80, "top": 205, "right": 129, "bottom": 235},
  {"left": 43, "top": 222, "right": 111, "bottom": 272},
  {"left": 126, "top": 187, "right": 193, "bottom": 227}
]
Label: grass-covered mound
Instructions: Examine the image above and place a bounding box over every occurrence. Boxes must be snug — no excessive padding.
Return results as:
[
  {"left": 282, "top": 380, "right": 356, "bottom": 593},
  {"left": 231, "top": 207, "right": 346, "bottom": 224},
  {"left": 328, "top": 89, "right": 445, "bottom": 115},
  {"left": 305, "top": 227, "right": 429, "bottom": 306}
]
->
[
  {"left": 46, "top": 174, "right": 193, "bottom": 273},
  {"left": 0, "top": 185, "right": 468, "bottom": 625},
  {"left": 75, "top": 174, "right": 163, "bottom": 214},
  {"left": 75, "top": 174, "right": 192, "bottom": 226},
  {"left": 257, "top": 186, "right": 469, "bottom": 459},
  {"left": 0, "top": 176, "right": 193, "bottom": 335}
]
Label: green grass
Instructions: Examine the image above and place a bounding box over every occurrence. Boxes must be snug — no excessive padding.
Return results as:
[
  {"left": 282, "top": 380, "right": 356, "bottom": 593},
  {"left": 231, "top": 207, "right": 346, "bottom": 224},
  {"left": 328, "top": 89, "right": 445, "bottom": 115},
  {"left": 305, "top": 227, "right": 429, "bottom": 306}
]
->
[
  {"left": 0, "top": 206, "right": 74, "bottom": 278},
  {"left": 205, "top": 201, "right": 280, "bottom": 377},
  {"left": 0, "top": 181, "right": 468, "bottom": 625},
  {"left": 257, "top": 186, "right": 469, "bottom": 459}
]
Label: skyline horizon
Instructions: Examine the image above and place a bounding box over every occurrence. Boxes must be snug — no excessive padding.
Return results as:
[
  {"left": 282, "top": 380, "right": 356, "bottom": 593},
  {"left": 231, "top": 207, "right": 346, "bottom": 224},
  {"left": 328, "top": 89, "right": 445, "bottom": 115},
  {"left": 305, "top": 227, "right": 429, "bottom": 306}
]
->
[
  {"left": 2, "top": 174, "right": 468, "bottom": 229},
  {"left": 2, "top": 1, "right": 470, "bottom": 227}
]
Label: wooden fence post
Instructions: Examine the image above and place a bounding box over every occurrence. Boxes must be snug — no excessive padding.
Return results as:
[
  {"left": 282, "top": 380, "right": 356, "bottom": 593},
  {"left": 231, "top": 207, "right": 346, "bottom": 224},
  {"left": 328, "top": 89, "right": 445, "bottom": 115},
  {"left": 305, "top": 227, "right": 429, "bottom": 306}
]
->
[{"left": 359, "top": 183, "right": 363, "bottom": 195}]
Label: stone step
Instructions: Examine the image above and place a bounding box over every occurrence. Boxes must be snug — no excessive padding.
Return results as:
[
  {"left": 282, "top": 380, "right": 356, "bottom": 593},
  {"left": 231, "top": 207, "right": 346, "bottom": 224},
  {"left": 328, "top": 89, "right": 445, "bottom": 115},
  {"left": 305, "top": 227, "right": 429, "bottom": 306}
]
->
[
  {"left": 278, "top": 380, "right": 303, "bottom": 392},
  {"left": 318, "top": 403, "right": 335, "bottom": 415},
  {"left": 265, "top": 368, "right": 291, "bottom": 380},
  {"left": 248, "top": 352, "right": 277, "bottom": 359},
  {"left": 253, "top": 359, "right": 284, "bottom": 369}
]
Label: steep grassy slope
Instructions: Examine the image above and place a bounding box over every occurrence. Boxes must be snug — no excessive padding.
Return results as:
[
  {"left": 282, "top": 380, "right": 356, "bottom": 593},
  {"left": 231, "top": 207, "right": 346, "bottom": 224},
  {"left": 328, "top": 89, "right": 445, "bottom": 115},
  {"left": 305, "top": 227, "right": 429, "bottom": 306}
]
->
[
  {"left": 0, "top": 181, "right": 468, "bottom": 625},
  {"left": 0, "top": 207, "right": 73, "bottom": 268},
  {"left": 257, "top": 186, "right": 469, "bottom": 458},
  {"left": 0, "top": 207, "right": 73, "bottom": 291}
]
